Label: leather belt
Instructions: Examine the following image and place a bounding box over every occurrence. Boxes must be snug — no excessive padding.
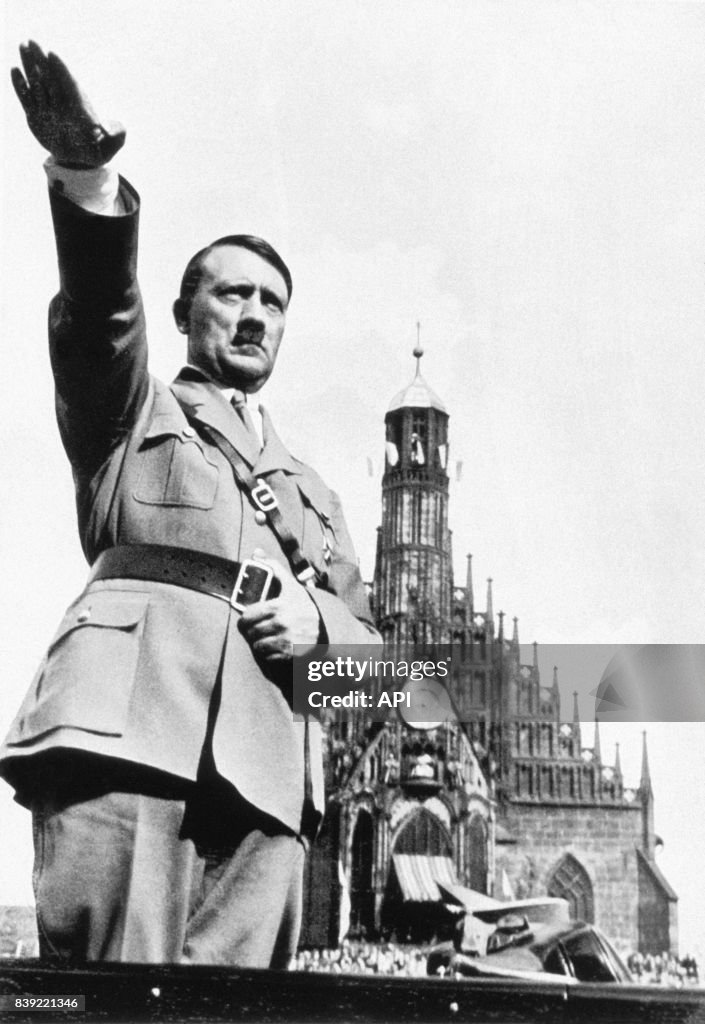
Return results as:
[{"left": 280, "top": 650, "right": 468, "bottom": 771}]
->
[{"left": 88, "top": 544, "right": 274, "bottom": 611}]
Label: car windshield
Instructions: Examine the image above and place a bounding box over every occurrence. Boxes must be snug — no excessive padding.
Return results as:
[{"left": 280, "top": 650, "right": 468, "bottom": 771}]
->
[
  {"left": 561, "top": 929, "right": 631, "bottom": 983},
  {"left": 594, "top": 931, "right": 633, "bottom": 983}
]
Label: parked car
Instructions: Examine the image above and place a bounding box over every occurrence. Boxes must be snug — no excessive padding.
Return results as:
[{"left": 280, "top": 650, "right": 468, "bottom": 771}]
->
[{"left": 427, "top": 912, "right": 633, "bottom": 984}]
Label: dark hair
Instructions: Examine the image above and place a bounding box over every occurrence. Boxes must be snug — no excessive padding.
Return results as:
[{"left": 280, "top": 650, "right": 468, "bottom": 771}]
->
[{"left": 174, "top": 234, "right": 293, "bottom": 326}]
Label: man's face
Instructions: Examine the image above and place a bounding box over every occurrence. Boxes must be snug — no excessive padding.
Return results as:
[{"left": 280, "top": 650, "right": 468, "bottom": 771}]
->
[{"left": 182, "top": 245, "right": 289, "bottom": 392}]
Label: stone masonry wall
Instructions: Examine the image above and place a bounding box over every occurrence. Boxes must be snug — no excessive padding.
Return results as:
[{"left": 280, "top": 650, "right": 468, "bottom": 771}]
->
[{"left": 495, "top": 801, "right": 643, "bottom": 953}]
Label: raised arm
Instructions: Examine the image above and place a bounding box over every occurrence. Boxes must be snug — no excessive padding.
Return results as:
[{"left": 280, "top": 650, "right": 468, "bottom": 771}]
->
[{"left": 11, "top": 42, "right": 149, "bottom": 480}]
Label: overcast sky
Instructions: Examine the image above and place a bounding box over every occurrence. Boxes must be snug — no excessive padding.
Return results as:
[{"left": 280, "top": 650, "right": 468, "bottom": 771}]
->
[{"left": 1, "top": 0, "right": 704, "bottom": 959}]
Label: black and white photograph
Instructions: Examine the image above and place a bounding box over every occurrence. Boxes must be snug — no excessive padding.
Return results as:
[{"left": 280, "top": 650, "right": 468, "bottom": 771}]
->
[{"left": 1, "top": 1, "right": 705, "bottom": 1020}]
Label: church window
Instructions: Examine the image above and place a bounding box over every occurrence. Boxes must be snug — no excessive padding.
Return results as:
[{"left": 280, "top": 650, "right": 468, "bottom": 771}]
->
[
  {"left": 394, "top": 808, "right": 451, "bottom": 857},
  {"left": 411, "top": 413, "right": 427, "bottom": 445},
  {"left": 410, "top": 413, "right": 427, "bottom": 467},
  {"left": 547, "top": 854, "right": 594, "bottom": 923}
]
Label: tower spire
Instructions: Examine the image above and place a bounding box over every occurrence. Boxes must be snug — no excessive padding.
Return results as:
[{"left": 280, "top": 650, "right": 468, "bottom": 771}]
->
[
  {"left": 465, "top": 554, "right": 474, "bottom": 616},
  {"left": 572, "top": 690, "right": 582, "bottom": 747},
  {"left": 640, "top": 731, "right": 655, "bottom": 857},
  {"left": 572, "top": 691, "right": 580, "bottom": 725},
  {"left": 533, "top": 641, "right": 538, "bottom": 669},
  {"left": 593, "top": 719, "right": 602, "bottom": 763},
  {"left": 640, "top": 731, "right": 652, "bottom": 794},
  {"left": 486, "top": 578, "right": 494, "bottom": 633},
  {"left": 552, "top": 666, "right": 561, "bottom": 722},
  {"left": 614, "top": 741, "right": 621, "bottom": 777},
  {"left": 375, "top": 326, "right": 450, "bottom": 644},
  {"left": 512, "top": 616, "right": 519, "bottom": 648}
]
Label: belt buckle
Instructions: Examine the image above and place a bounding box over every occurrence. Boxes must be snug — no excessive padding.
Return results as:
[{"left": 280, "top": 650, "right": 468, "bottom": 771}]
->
[{"left": 231, "top": 559, "right": 275, "bottom": 612}]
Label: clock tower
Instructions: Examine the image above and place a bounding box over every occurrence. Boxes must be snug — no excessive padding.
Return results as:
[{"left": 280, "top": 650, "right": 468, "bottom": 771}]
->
[{"left": 373, "top": 339, "right": 453, "bottom": 644}]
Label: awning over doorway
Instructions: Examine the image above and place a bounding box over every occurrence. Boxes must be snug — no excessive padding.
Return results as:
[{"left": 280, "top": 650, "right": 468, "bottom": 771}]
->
[{"left": 391, "top": 854, "right": 458, "bottom": 903}]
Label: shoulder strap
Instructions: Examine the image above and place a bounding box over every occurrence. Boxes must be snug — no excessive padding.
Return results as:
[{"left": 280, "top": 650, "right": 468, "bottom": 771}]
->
[{"left": 181, "top": 410, "right": 318, "bottom": 586}]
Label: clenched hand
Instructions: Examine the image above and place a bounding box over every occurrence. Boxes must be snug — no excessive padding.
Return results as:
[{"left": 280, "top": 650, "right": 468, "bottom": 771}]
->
[{"left": 239, "top": 553, "right": 322, "bottom": 662}]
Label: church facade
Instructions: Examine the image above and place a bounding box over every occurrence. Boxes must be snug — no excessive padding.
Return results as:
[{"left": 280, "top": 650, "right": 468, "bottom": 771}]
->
[{"left": 301, "top": 351, "right": 677, "bottom": 956}]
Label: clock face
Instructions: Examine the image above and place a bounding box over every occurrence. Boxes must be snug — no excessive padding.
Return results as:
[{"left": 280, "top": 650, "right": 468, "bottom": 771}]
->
[{"left": 398, "top": 678, "right": 452, "bottom": 729}]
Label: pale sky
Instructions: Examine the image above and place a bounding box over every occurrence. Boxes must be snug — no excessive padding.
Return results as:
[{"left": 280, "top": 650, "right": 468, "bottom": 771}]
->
[{"left": 1, "top": 0, "right": 704, "bottom": 958}]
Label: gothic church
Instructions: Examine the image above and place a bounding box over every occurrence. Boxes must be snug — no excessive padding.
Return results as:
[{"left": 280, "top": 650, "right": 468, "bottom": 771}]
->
[{"left": 302, "top": 350, "right": 677, "bottom": 956}]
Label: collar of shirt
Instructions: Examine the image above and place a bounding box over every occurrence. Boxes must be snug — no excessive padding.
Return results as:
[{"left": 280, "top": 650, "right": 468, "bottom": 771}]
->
[{"left": 181, "top": 364, "right": 265, "bottom": 447}]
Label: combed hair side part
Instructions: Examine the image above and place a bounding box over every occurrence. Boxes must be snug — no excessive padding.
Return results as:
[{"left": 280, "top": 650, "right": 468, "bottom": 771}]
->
[{"left": 174, "top": 234, "right": 293, "bottom": 325}]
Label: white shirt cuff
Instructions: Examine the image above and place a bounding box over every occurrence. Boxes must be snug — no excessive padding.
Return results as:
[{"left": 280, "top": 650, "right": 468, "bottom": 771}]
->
[{"left": 43, "top": 156, "right": 126, "bottom": 216}]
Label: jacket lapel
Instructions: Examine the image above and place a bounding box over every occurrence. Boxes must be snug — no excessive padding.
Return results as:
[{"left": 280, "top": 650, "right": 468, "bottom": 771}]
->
[
  {"left": 170, "top": 374, "right": 261, "bottom": 467},
  {"left": 253, "top": 407, "right": 302, "bottom": 477}
]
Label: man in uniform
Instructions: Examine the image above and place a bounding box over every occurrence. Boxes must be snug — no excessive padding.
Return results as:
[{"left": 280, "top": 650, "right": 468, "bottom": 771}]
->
[{"left": 0, "top": 42, "right": 379, "bottom": 967}]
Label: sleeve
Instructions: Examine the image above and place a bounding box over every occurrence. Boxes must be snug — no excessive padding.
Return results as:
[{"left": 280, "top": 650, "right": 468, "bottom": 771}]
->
[{"left": 47, "top": 177, "right": 150, "bottom": 481}]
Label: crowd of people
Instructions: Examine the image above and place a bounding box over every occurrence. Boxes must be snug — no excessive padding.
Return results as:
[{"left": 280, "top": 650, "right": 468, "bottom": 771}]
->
[
  {"left": 626, "top": 951, "right": 699, "bottom": 987},
  {"left": 292, "top": 940, "right": 700, "bottom": 986},
  {"left": 292, "top": 940, "right": 429, "bottom": 977}
]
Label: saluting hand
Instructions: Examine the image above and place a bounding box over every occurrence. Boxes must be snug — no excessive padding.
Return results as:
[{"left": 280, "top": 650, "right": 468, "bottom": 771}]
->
[
  {"left": 11, "top": 41, "right": 125, "bottom": 168},
  {"left": 239, "top": 553, "right": 322, "bottom": 662}
]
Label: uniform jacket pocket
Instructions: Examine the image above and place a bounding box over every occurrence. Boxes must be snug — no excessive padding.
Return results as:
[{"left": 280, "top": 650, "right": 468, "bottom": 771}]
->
[
  {"left": 133, "top": 415, "right": 219, "bottom": 509},
  {"left": 9, "top": 592, "right": 150, "bottom": 743}
]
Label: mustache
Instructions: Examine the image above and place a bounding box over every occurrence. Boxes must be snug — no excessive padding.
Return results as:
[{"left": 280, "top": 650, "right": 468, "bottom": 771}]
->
[{"left": 234, "top": 319, "right": 266, "bottom": 345}]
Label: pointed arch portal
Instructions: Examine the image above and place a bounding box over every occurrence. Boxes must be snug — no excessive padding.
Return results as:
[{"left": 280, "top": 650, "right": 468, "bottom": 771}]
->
[{"left": 394, "top": 808, "right": 452, "bottom": 857}]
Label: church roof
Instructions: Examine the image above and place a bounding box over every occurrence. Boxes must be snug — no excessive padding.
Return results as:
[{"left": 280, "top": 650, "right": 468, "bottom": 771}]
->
[{"left": 387, "top": 346, "right": 447, "bottom": 413}]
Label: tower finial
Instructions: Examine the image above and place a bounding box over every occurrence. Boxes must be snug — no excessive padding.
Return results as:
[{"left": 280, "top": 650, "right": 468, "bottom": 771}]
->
[
  {"left": 640, "top": 730, "right": 652, "bottom": 793},
  {"left": 640, "top": 731, "right": 655, "bottom": 856},
  {"left": 466, "top": 554, "right": 474, "bottom": 614},
  {"left": 593, "top": 719, "right": 602, "bottom": 763},
  {"left": 572, "top": 690, "right": 582, "bottom": 746},
  {"left": 413, "top": 322, "right": 424, "bottom": 374},
  {"left": 552, "top": 666, "right": 561, "bottom": 721}
]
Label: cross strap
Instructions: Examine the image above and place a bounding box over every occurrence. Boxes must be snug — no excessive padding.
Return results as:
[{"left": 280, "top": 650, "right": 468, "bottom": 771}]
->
[
  {"left": 173, "top": 402, "right": 321, "bottom": 835},
  {"left": 179, "top": 408, "right": 318, "bottom": 587}
]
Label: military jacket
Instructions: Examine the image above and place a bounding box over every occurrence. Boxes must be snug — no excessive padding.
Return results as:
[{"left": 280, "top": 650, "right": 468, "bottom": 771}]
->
[{"left": 0, "top": 180, "right": 379, "bottom": 833}]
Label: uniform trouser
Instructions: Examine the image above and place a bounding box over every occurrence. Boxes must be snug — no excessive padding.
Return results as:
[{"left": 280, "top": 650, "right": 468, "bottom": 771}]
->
[{"left": 30, "top": 762, "right": 304, "bottom": 967}]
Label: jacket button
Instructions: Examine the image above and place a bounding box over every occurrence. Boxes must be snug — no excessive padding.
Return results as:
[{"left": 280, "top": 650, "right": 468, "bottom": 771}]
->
[
  {"left": 77, "top": 608, "right": 91, "bottom": 623},
  {"left": 183, "top": 427, "right": 196, "bottom": 438},
  {"left": 254, "top": 510, "right": 268, "bottom": 525}
]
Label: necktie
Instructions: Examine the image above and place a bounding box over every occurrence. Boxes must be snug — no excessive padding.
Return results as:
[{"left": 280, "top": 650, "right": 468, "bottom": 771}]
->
[{"left": 231, "top": 395, "right": 261, "bottom": 450}]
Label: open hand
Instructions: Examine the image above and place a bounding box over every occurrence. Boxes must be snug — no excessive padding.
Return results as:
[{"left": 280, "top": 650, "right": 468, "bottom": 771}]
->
[
  {"left": 11, "top": 41, "right": 125, "bottom": 167},
  {"left": 239, "top": 553, "right": 322, "bottom": 662}
]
